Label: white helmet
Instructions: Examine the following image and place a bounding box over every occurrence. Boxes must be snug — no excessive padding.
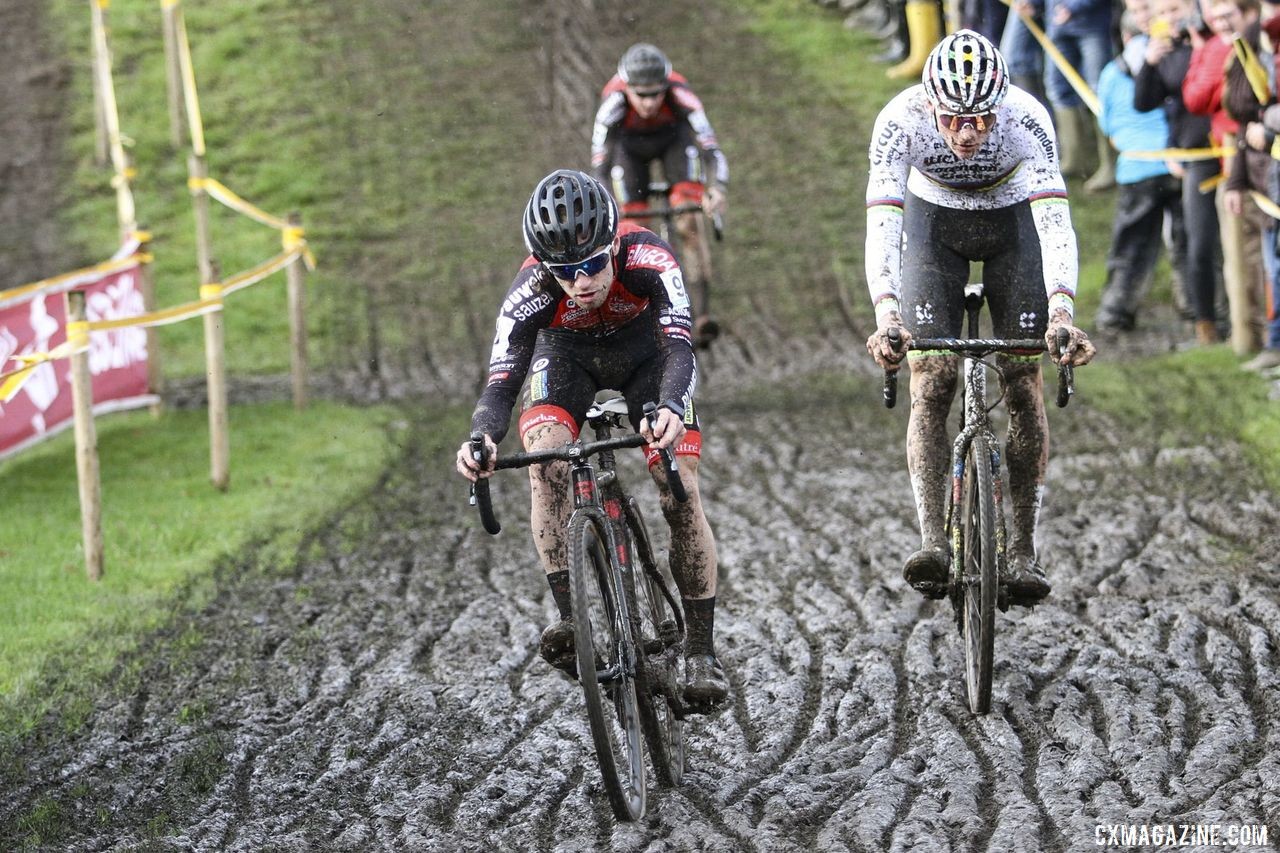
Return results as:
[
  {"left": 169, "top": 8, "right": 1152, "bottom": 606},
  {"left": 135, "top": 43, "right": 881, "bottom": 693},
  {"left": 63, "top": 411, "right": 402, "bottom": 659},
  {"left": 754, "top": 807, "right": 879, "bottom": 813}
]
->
[{"left": 922, "top": 29, "right": 1009, "bottom": 115}]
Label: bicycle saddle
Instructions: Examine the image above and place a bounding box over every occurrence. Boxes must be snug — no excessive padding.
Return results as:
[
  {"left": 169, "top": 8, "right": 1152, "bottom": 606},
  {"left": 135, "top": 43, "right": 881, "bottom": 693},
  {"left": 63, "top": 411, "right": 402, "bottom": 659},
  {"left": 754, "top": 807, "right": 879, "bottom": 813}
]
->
[{"left": 586, "top": 395, "right": 630, "bottom": 427}]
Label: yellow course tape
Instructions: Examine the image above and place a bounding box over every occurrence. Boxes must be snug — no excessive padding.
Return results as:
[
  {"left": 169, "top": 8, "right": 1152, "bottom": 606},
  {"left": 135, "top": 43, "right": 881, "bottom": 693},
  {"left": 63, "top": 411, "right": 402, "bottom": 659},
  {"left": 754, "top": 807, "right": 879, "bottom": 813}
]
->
[
  {"left": 998, "top": 0, "right": 1100, "bottom": 116},
  {"left": 1124, "top": 146, "right": 1234, "bottom": 161},
  {"left": 190, "top": 176, "right": 290, "bottom": 229},
  {"left": 173, "top": 2, "right": 206, "bottom": 156},
  {"left": 0, "top": 246, "right": 310, "bottom": 401},
  {"left": 0, "top": 253, "right": 148, "bottom": 308},
  {"left": 1232, "top": 37, "right": 1271, "bottom": 105}
]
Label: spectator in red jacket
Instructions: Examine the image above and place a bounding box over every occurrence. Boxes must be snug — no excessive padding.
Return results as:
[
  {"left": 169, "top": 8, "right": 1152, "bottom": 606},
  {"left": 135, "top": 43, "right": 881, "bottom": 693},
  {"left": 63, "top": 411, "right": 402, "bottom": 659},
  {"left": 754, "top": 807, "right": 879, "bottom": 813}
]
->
[{"left": 1183, "top": 0, "right": 1265, "bottom": 357}]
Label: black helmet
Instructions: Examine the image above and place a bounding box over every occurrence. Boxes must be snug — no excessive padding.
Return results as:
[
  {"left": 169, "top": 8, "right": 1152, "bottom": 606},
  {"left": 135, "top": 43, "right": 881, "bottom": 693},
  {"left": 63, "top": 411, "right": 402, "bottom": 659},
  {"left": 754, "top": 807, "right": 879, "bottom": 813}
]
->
[
  {"left": 522, "top": 170, "right": 618, "bottom": 265},
  {"left": 618, "top": 43, "right": 671, "bottom": 88}
]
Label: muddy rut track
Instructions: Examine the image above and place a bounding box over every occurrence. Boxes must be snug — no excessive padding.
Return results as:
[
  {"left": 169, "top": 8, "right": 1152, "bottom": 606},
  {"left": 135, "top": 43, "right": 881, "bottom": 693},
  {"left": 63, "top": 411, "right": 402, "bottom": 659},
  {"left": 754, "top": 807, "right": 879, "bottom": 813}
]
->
[{"left": 3, "top": 342, "right": 1278, "bottom": 851}]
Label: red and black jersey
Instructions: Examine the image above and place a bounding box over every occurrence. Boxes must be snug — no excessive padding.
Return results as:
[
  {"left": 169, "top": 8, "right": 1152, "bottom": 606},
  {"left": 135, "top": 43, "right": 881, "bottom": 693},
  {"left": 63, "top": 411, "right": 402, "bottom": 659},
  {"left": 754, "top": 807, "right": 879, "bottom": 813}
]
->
[
  {"left": 471, "top": 222, "right": 696, "bottom": 443},
  {"left": 590, "top": 72, "right": 728, "bottom": 187}
]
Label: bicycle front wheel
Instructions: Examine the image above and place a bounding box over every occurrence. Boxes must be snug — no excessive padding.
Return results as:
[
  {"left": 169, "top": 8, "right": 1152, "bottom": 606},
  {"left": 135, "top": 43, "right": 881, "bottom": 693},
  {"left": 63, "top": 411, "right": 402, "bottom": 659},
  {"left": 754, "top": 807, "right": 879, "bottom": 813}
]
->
[
  {"left": 625, "top": 498, "right": 685, "bottom": 788},
  {"left": 568, "top": 512, "right": 646, "bottom": 821},
  {"left": 958, "top": 435, "right": 997, "bottom": 714}
]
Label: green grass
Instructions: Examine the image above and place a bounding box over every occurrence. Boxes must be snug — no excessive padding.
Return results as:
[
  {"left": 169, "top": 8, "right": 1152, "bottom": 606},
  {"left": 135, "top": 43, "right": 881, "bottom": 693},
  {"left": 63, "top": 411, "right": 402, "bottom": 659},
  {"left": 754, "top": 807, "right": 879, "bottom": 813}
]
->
[{"left": 0, "top": 401, "right": 399, "bottom": 730}]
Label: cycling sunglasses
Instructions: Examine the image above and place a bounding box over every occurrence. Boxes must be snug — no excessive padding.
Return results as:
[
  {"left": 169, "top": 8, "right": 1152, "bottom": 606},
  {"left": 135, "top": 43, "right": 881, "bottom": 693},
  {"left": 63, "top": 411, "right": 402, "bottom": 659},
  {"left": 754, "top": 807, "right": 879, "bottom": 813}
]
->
[
  {"left": 543, "top": 246, "right": 613, "bottom": 280},
  {"left": 937, "top": 111, "right": 996, "bottom": 132},
  {"left": 629, "top": 87, "right": 667, "bottom": 100}
]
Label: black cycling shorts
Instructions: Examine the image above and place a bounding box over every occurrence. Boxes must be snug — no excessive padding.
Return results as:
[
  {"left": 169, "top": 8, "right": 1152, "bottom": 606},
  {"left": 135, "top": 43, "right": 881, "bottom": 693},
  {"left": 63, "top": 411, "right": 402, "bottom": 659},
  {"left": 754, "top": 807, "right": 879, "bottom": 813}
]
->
[
  {"left": 900, "top": 193, "right": 1048, "bottom": 342},
  {"left": 611, "top": 122, "right": 704, "bottom": 204},
  {"left": 517, "top": 316, "right": 702, "bottom": 464}
]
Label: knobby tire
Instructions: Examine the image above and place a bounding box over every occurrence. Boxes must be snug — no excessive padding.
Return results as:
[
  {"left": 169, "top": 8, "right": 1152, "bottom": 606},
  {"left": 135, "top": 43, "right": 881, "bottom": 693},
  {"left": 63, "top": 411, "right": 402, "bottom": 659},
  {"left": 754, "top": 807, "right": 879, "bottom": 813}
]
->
[
  {"left": 624, "top": 499, "right": 685, "bottom": 788},
  {"left": 959, "top": 436, "right": 997, "bottom": 714},
  {"left": 568, "top": 512, "right": 646, "bottom": 821}
]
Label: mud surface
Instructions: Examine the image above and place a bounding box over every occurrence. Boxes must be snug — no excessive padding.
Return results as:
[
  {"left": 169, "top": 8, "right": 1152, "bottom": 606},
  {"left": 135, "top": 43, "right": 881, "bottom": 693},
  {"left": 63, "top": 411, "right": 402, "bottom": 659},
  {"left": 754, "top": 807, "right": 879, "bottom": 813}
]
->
[
  {"left": 2, "top": 0, "right": 1279, "bottom": 851},
  {"left": 3, "top": 326, "right": 1279, "bottom": 851}
]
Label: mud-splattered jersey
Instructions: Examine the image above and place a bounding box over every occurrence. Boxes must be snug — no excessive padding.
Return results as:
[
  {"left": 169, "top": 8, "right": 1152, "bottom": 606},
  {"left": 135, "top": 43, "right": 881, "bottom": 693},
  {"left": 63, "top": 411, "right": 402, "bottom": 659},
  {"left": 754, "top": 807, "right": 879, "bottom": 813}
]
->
[
  {"left": 590, "top": 72, "right": 729, "bottom": 187},
  {"left": 864, "top": 85, "right": 1079, "bottom": 322},
  {"left": 471, "top": 221, "right": 696, "bottom": 443}
]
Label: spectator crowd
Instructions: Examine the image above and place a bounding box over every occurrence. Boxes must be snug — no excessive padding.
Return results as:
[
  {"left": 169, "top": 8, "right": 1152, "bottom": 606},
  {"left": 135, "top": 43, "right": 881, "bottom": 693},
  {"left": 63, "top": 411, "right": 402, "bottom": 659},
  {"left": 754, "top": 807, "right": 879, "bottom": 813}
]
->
[{"left": 818, "top": 0, "right": 1280, "bottom": 372}]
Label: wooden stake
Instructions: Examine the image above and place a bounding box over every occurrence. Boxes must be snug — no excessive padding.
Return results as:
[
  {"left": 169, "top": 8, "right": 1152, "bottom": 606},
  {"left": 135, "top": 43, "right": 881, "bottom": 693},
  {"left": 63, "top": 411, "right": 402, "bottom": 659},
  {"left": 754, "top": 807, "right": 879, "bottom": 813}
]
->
[
  {"left": 66, "top": 291, "right": 104, "bottom": 580},
  {"left": 161, "top": 0, "right": 186, "bottom": 148},
  {"left": 189, "top": 153, "right": 214, "bottom": 284},
  {"left": 203, "top": 261, "right": 229, "bottom": 491},
  {"left": 286, "top": 212, "right": 308, "bottom": 410},
  {"left": 135, "top": 228, "right": 163, "bottom": 416}
]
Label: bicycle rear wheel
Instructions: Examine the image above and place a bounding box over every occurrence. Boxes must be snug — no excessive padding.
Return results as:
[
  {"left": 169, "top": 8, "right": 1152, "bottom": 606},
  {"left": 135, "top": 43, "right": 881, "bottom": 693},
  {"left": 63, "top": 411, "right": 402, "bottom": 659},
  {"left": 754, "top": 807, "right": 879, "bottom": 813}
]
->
[
  {"left": 958, "top": 435, "right": 997, "bottom": 714},
  {"left": 624, "top": 498, "right": 685, "bottom": 788},
  {"left": 568, "top": 512, "right": 646, "bottom": 821}
]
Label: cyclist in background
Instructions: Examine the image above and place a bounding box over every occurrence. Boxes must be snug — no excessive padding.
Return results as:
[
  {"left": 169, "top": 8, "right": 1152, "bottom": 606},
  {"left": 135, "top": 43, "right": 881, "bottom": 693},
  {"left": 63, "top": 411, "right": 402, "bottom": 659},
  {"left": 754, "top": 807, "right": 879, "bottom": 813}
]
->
[
  {"left": 591, "top": 43, "right": 729, "bottom": 338},
  {"left": 862, "top": 31, "right": 1097, "bottom": 604},
  {"left": 455, "top": 169, "right": 728, "bottom": 709}
]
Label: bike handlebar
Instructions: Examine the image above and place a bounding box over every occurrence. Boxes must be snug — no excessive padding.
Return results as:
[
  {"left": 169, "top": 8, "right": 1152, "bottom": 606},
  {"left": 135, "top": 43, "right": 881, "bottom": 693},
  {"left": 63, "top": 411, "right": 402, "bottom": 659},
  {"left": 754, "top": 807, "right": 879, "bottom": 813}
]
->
[
  {"left": 468, "top": 404, "right": 687, "bottom": 535},
  {"left": 879, "top": 333, "right": 1076, "bottom": 409}
]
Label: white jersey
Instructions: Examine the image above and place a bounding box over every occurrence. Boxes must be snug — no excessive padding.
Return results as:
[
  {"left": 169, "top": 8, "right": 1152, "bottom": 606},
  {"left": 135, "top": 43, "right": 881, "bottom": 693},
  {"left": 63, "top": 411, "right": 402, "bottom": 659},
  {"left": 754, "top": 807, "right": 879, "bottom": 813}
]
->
[{"left": 864, "top": 85, "right": 1078, "bottom": 322}]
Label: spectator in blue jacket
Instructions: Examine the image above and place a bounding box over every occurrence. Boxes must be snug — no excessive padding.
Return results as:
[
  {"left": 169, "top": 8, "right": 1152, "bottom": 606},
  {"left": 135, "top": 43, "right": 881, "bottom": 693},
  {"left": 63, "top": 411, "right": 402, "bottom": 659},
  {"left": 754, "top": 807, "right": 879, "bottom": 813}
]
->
[{"left": 1095, "top": 5, "right": 1185, "bottom": 329}]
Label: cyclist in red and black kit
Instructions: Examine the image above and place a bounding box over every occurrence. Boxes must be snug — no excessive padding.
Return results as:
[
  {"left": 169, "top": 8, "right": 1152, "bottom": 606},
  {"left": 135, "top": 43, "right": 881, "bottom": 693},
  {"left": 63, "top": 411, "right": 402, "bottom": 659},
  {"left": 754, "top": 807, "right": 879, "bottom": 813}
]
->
[
  {"left": 592, "top": 43, "right": 728, "bottom": 334},
  {"left": 455, "top": 169, "right": 728, "bottom": 709}
]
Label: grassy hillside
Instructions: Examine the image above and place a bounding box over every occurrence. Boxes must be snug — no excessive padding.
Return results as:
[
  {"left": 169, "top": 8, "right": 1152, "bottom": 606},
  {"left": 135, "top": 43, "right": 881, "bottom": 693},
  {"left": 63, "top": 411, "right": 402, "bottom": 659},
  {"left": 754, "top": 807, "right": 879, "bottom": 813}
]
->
[{"left": 7, "top": 0, "right": 1275, "bottom": 741}]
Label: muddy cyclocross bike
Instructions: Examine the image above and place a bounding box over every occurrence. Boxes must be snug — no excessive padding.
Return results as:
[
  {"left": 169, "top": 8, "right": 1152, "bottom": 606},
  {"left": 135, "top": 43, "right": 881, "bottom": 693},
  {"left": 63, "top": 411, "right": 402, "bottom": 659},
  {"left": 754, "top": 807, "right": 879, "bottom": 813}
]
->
[
  {"left": 468, "top": 398, "right": 690, "bottom": 821},
  {"left": 622, "top": 178, "right": 724, "bottom": 350},
  {"left": 882, "top": 283, "right": 1075, "bottom": 715}
]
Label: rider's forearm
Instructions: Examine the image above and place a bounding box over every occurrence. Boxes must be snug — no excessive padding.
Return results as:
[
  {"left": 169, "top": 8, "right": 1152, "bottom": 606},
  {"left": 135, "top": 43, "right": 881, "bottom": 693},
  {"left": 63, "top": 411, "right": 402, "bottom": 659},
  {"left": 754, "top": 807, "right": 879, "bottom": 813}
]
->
[
  {"left": 865, "top": 200, "right": 905, "bottom": 324},
  {"left": 1029, "top": 191, "right": 1079, "bottom": 320}
]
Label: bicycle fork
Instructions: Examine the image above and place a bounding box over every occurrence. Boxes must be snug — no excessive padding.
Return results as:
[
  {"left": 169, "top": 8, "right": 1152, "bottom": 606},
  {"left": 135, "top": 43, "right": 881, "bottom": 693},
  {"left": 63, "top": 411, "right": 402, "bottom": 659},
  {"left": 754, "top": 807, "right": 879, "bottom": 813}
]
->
[
  {"left": 570, "top": 461, "right": 639, "bottom": 686},
  {"left": 948, "top": 359, "right": 1010, "bottom": 588}
]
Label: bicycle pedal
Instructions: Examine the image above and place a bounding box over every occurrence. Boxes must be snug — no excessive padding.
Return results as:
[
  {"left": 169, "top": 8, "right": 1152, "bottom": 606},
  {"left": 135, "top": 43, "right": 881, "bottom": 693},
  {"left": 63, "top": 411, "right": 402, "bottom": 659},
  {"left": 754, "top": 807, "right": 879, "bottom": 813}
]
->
[{"left": 911, "top": 580, "right": 949, "bottom": 600}]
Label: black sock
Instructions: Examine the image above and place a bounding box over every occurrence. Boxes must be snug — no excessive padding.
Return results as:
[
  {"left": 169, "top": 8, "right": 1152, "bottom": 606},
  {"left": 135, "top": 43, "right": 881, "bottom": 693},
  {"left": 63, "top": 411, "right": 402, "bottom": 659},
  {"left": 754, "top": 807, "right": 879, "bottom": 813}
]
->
[
  {"left": 683, "top": 596, "right": 716, "bottom": 656},
  {"left": 546, "top": 570, "right": 572, "bottom": 620}
]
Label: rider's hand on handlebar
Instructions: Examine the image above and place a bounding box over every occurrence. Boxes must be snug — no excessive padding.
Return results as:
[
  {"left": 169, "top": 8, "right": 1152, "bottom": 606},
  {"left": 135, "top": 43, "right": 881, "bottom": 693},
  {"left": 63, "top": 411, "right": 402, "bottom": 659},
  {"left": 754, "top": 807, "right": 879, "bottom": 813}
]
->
[
  {"left": 641, "top": 406, "right": 687, "bottom": 450},
  {"left": 1046, "top": 309, "right": 1097, "bottom": 367},
  {"left": 456, "top": 434, "right": 498, "bottom": 482},
  {"left": 866, "top": 312, "right": 912, "bottom": 369},
  {"left": 704, "top": 184, "right": 727, "bottom": 218}
]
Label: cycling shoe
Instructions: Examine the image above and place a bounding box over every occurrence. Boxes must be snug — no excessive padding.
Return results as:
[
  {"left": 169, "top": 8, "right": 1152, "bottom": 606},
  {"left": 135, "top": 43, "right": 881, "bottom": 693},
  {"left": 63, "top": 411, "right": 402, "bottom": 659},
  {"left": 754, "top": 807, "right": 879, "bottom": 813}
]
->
[
  {"left": 1003, "top": 556, "right": 1051, "bottom": 605},
  {"left": 683, "top": 653, "right": 729, "bottom": 712},
  {"left": 539, "top": 618, "right": 578, "bottom": 679},
  {"left": 903, "top": 547, "right": 950, "bottom": 599}
]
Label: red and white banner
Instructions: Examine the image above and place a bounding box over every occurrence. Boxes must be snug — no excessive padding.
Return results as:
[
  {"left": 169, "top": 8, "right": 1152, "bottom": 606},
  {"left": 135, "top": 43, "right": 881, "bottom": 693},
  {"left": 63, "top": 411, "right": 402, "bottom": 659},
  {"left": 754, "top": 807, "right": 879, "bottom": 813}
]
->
[{"left": 0, "top": 247, "right": 156, "bottom": 459}]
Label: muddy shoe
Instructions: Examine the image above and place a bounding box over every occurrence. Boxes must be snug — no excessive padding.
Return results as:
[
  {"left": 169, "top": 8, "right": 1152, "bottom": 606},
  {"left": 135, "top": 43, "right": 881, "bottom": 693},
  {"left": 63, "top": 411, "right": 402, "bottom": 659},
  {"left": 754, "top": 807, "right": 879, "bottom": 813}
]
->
[
  {"left": 539, "top": 619, "right": 578, "bottom": 679},
  {"left": 1004, "top": 556, "right": 1051, "bottom": 605},
  {"left": 683, "top": 653, "right": 728, "bottom": 712},
  {"left": 903, "top": 547, "right": 949, "bottom": 599}
]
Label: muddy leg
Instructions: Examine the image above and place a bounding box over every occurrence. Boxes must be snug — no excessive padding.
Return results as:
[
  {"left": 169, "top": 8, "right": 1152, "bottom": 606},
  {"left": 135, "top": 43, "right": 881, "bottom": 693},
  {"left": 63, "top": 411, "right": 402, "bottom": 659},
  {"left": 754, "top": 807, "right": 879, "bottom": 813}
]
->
[
  {"left": 526, "top": 422, "right": 574, "bottom": 576},
  {"left": 997, "top": 356, "right": 1048, "bottom": 562},
  {"left": 907, "top": 356, "right": 959, "bottom": 550},
  {"left": 651, "top": 455, "right": 719, "bottom": 655}
]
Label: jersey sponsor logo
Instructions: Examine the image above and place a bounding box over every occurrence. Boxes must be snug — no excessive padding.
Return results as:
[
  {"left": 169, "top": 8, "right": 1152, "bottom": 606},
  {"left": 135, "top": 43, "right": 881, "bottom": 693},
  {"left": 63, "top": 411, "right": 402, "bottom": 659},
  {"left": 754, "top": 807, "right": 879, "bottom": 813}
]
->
[
  {"left": 486, "top": 370, "right": 510, "bottom": 385},
  {"left": 532, "top": 357, "right": 549, "bottom": 371},
  {"left": 530, "top": 370, "right": 549, "bottom": 401},
  {"left": 628, "top": 244, "right": 678, "bottom": 272},
  {"left": 1019, "top": 113, "right": 1056, "bottom": 160},
  {"left": 512, "top": 295, "right": 553, "bottom": 321}
]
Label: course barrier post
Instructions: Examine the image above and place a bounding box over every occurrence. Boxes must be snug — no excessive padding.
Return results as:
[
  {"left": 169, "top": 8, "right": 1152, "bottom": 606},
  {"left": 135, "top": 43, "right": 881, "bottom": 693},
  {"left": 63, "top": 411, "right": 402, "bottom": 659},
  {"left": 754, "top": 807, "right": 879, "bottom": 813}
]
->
[
  {"left": 66, "top": 290, "right": 105, "bottom": 580},
  {"left": 161, "top": 0, "right": 186, "bottom": 148},
  {"left": 135, "top": 228, "right": 163, "bottom": 415},
  {"left": 202, "top": 261, "right": 229, "bottom": 491},
  {"left": 286, "top": 212, "right": 308, "bottom": 409}
]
